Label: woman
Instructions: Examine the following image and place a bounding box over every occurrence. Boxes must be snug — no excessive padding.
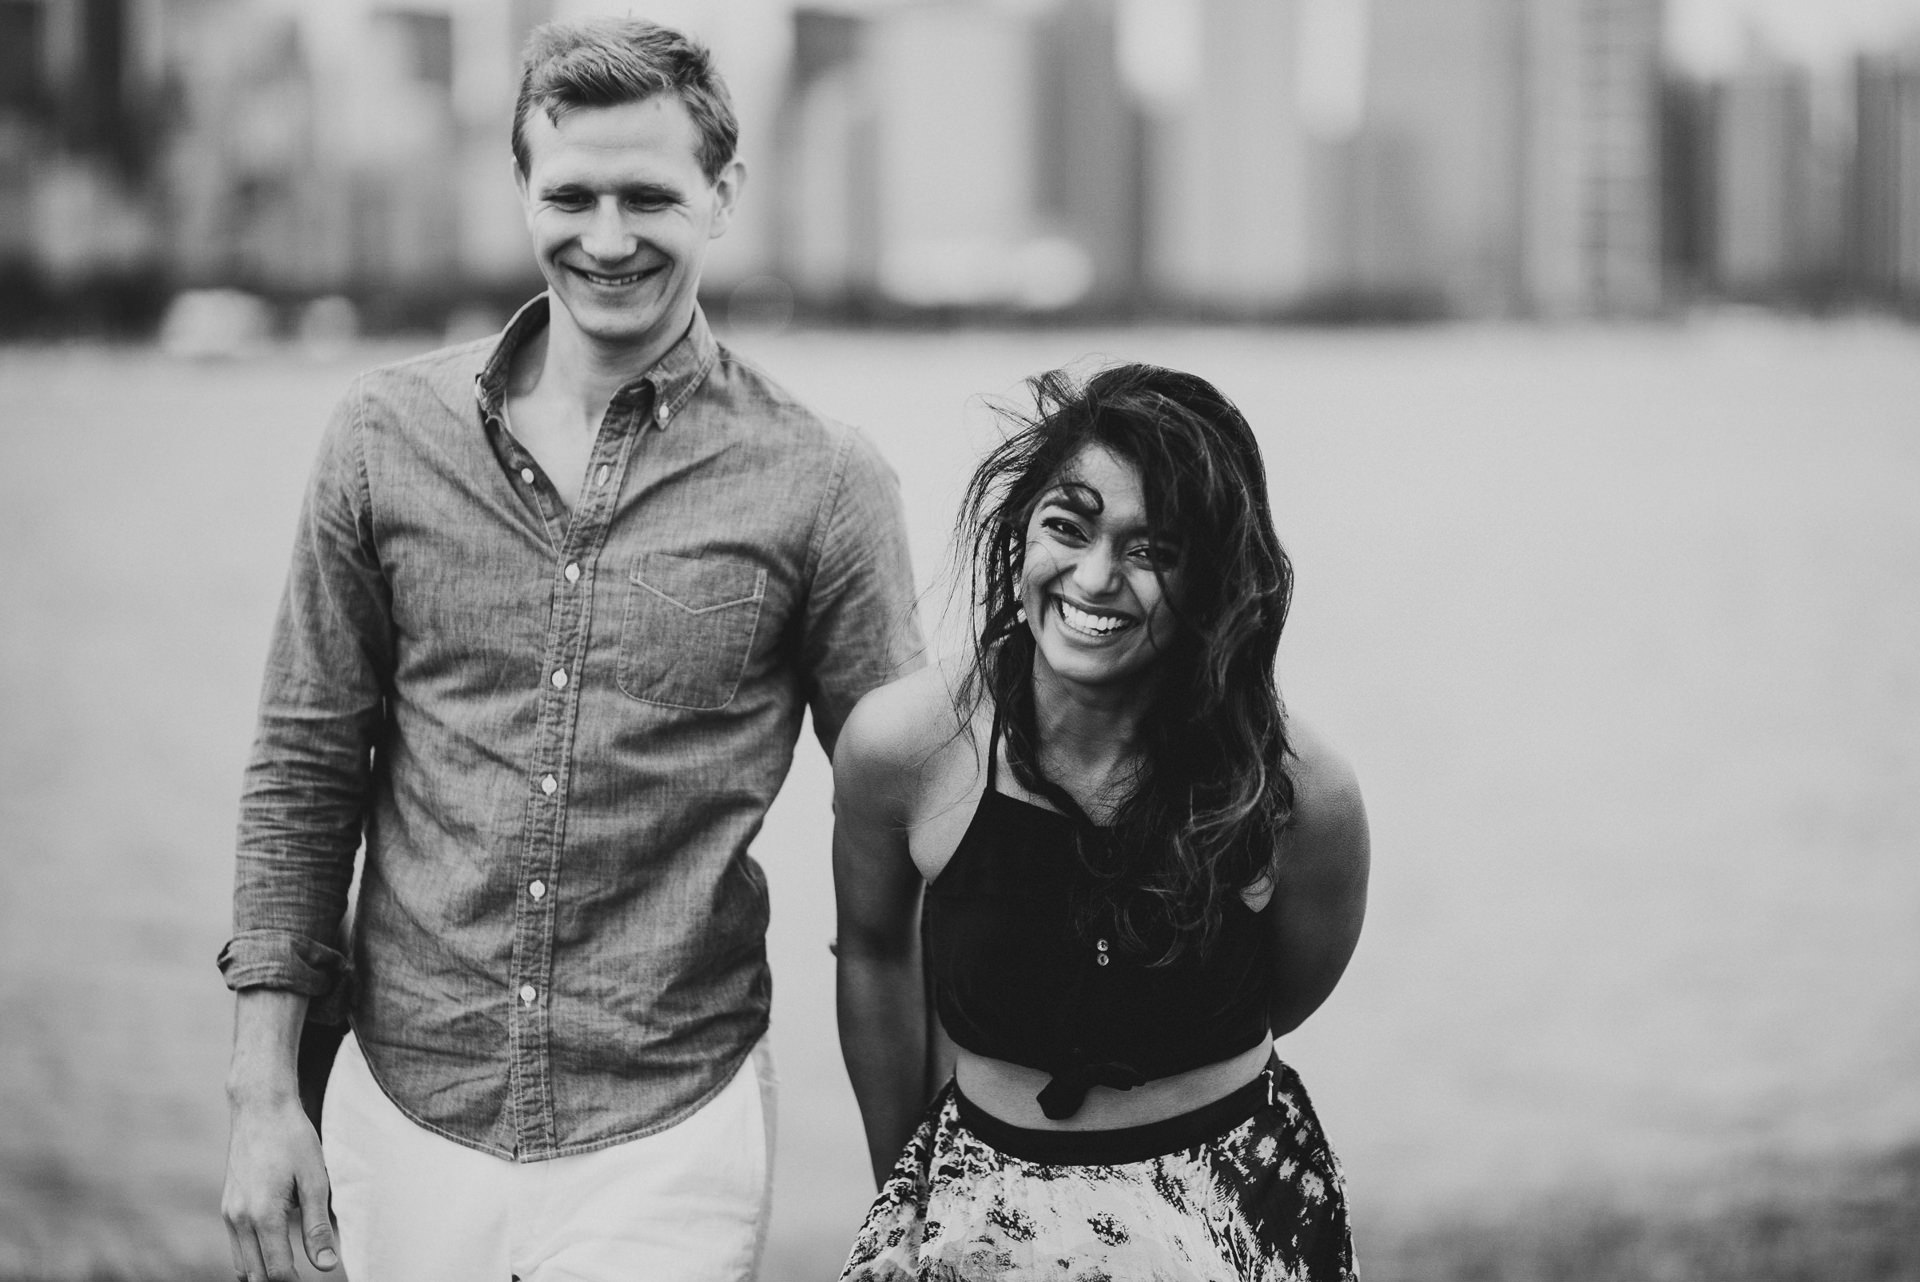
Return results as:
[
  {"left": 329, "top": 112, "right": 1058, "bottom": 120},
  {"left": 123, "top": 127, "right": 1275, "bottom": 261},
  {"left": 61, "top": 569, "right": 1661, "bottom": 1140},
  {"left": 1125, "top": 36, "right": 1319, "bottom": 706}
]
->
[{"left": 833, "top": 363, "right": 1370, "bottom": 1281}]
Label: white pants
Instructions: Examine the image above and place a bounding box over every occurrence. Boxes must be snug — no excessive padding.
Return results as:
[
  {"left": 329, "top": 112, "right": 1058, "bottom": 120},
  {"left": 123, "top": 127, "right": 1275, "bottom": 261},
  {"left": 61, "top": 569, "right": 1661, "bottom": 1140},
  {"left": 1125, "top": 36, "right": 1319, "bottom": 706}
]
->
[{"left": 322, "top": 1032, "right": 776, "bottom": 1282}]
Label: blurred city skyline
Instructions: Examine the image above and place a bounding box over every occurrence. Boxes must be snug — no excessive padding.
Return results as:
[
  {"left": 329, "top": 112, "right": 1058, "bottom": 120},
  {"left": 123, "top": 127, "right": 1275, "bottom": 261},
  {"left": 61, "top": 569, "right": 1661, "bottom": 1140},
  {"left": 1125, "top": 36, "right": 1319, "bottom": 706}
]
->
[{"left": 3, "top": 0, "right": 1919, "bottom": 337}]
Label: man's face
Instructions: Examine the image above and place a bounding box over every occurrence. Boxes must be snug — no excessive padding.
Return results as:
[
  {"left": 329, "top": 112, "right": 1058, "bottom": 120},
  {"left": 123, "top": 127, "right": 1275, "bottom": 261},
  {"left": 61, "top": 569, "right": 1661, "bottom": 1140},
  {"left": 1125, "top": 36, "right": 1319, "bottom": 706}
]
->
[{"left": 516, "top": 94, "right": 742, "bottom": 357}]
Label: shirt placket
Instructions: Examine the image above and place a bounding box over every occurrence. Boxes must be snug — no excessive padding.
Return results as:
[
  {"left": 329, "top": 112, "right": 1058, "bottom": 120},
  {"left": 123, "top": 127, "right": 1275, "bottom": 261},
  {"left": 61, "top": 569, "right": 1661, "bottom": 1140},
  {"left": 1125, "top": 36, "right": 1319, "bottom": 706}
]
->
[{"left": 503, "top": 381, "right": 656, "bottom": 1158}]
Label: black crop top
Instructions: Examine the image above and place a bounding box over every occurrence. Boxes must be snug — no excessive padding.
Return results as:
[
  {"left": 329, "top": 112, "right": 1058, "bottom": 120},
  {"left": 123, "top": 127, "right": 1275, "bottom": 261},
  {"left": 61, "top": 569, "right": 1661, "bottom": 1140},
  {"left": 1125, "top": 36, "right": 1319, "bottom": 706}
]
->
[{"left": 923, "top": 715, "right": 1277, "bottom": 1119}]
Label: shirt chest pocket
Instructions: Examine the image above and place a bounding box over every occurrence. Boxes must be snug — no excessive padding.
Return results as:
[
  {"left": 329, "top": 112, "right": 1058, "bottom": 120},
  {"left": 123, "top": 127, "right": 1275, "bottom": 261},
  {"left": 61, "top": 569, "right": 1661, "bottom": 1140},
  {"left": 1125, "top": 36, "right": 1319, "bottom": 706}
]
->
[{"left": 617, "top": 553, "right": 768, "bottom": 710}]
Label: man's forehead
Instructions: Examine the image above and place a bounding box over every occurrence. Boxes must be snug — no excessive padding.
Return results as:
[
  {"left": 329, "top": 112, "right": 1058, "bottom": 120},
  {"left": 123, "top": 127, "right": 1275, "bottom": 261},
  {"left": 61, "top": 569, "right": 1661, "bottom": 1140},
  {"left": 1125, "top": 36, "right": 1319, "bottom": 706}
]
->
[{"left": 522, "top": 93, "right": 706, "bottom": 172}]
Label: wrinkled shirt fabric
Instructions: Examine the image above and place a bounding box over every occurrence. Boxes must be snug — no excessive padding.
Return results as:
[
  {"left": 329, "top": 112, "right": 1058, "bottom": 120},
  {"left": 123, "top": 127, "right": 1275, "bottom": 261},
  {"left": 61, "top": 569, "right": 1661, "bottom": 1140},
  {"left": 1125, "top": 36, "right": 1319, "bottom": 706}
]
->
[{"left": 219, "top": 297, "right": 921, "bottom": 1159}]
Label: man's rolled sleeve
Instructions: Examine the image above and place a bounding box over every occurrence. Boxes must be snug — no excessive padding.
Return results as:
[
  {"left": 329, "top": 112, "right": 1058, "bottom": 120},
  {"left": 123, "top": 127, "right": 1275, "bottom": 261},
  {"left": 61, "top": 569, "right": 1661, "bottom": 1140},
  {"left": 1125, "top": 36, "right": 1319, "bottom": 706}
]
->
[
  {"left": 220, "top": 383, "right": 393, "bottom": 995},
  {"left": 801, "top": 428, "right": 924, "bottom": 756}
]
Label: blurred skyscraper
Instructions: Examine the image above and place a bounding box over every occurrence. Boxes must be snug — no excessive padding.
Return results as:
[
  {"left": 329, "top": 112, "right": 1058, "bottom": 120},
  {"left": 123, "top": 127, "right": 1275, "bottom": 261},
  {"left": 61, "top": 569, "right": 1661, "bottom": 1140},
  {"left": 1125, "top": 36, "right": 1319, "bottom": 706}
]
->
[
  {"left": 1142, "top": 0, "right": 1317, "bottom": 314},
  {"left": 1343, "top": 0, "right": 1665, "bottom": 317},
  {"left": 0, "top": 0, "right": 783, "bottom": 330},
  {"left": 1705, "top": 49, "right": 1847, "bottom": 298},
  {"left": 0, "top": 0, "right": 161, "bottom": 297},
  {"left": 1346, "top": 0, "right": 1530, "bottom": 314},
  {"left": 779, "top": 0, "right": 1136, "bottom": 313},
  {"left": 3, "top": 0, "right": 1918, "bottom": 330},
  {"left": 1854, "top": 43, "right": 1920, "bottom": 306}
]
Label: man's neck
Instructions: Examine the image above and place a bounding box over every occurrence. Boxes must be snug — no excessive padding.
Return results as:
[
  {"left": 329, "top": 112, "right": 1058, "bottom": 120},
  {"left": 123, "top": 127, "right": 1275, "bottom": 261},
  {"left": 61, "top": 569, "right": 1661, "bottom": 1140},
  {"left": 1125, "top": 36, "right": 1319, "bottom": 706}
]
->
[{"left": 519, "top": 300, "right": 694, "bottom": 429}]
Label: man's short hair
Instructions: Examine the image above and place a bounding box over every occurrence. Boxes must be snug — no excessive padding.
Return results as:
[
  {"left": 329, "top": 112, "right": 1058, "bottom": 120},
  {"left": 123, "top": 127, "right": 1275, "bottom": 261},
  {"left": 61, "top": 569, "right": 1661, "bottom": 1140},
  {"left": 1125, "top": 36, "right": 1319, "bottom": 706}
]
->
[{"left": 512, "top": 17, "right": 739, "bottom": 183}]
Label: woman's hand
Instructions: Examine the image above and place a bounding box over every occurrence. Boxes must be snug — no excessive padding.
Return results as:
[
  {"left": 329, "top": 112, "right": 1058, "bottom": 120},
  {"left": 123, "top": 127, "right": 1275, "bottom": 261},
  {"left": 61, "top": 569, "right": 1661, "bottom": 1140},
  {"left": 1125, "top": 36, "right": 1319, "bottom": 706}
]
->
[{"left": 832, "top": 672, "right": 947, "bottom": 1186}]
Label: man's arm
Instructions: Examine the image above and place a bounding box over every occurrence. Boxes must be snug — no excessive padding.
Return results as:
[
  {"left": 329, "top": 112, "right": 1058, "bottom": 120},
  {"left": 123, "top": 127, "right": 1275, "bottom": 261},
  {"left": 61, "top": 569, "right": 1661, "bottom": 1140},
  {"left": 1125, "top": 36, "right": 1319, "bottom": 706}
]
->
[
  {"left": 220, "top": 385, "right": 392, "bottom": 1278},
  {"left": 832, "top": 686, "right": 932, "bottom": 1187},
  {"left": 223, "top": 990, "right": 338, "bottom": 1280},
  {"left": 798, "top": 428, "right": 924, "bottom": 756}
]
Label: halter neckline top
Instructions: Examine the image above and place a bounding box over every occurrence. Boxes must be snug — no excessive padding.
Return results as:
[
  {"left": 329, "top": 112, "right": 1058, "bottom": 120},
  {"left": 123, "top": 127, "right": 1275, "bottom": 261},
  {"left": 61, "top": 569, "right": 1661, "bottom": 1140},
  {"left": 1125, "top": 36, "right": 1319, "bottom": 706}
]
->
[{"left": 922, "top": 708, "right": 1277, "bottom": 1119}]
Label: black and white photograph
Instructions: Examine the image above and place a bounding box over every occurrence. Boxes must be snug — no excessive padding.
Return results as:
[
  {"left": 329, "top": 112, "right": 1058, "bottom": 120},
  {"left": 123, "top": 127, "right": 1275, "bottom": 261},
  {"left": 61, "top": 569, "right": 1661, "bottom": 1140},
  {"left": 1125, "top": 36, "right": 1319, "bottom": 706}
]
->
[{"left": 2, "top": 0, "right": 1918, "bottom": 1279}]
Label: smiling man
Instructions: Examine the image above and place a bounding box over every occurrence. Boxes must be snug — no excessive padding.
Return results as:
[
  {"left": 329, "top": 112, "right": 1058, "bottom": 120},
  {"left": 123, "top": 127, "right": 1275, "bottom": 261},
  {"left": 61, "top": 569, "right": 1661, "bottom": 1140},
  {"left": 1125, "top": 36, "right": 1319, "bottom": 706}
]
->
[{"left": 217, "top": 18, "right": 921, "bottom": 1282}]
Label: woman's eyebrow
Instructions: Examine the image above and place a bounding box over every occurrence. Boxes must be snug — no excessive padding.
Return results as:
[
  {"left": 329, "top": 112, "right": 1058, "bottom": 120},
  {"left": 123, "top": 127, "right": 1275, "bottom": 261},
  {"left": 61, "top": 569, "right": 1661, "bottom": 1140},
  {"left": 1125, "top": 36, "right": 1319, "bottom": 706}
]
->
[{"left": 1041, "top": 481, "right": 1104, "bottom": 516}]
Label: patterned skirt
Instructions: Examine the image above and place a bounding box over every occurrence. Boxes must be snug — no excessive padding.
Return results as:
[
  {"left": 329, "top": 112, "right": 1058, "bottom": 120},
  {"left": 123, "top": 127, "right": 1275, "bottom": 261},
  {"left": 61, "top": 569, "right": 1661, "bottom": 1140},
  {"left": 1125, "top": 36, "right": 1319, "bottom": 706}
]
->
[{"left": 840, "top": 1057, "right": 1356, "bottom": 1282}]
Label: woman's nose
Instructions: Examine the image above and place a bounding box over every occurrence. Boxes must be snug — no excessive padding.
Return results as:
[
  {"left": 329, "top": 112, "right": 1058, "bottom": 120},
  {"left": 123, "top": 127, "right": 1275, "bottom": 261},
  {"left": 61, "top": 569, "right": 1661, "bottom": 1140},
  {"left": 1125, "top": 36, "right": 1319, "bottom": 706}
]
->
[{"left": 1071, "top": 543, "right": 1120, "bottom": 594}]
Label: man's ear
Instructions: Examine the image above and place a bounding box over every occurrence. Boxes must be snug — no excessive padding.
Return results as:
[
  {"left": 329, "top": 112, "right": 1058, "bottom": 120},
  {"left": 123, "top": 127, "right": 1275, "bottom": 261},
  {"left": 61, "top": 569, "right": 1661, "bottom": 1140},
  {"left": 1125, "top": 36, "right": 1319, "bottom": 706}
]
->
[{"left": 707, "top": 159, "right": 747, "bottom": 240}]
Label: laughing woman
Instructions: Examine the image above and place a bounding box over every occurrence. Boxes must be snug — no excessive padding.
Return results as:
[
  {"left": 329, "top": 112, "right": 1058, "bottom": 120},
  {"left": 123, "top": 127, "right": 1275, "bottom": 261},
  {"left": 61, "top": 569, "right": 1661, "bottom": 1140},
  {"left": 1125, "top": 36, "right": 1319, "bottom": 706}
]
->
[{"left": 833, "top": 363, "right": 1371, "bottom": 1281}]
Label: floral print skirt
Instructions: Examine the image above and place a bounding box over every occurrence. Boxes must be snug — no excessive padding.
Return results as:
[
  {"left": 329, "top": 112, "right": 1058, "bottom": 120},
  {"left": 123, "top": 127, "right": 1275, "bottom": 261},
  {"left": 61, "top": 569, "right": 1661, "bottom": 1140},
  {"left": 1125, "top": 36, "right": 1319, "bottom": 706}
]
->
[{"left": 840, "top": 1056, "right": 1356, "bottom": 1282}]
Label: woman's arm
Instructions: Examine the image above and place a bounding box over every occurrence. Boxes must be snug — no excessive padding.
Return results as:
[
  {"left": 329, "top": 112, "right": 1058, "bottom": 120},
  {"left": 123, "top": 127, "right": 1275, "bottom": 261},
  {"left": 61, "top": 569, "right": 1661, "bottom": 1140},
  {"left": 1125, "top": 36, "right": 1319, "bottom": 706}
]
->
[
  {"left": 833, "top": 679, "right": 939, "bottom": 1186},
  {"left": 1268, "top": 719, "right": 1373, "bottom": 1038}
]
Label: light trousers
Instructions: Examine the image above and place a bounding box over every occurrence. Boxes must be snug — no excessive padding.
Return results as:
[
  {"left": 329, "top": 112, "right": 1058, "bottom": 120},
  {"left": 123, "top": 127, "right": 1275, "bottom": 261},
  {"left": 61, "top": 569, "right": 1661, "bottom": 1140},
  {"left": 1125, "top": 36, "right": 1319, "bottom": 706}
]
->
[{"left": 323, "top": 1031, "right": 776, "bottom": 1282}]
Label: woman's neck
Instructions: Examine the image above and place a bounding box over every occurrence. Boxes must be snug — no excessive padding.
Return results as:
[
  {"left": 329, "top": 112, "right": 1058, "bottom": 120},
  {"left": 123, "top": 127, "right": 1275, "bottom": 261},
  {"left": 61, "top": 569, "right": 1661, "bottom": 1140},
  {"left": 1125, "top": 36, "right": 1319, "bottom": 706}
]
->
[{"left": 1026, "top": 663, "right": 1157, "bottom": 804}]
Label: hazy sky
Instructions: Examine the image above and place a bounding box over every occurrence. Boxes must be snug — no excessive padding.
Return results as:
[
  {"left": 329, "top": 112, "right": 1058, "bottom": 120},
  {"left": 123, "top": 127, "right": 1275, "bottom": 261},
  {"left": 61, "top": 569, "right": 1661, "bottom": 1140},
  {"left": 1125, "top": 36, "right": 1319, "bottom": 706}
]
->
[{"left": 1671, "top": 0, "right": 1920, "bottom": 69}]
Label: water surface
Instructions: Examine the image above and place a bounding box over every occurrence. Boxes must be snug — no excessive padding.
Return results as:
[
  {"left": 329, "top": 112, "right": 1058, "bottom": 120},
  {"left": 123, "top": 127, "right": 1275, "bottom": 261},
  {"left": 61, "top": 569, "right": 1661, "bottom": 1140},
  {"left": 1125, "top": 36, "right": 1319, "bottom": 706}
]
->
[{"left": 2, "top": 317, "right": 1916, "bottom": 1276}]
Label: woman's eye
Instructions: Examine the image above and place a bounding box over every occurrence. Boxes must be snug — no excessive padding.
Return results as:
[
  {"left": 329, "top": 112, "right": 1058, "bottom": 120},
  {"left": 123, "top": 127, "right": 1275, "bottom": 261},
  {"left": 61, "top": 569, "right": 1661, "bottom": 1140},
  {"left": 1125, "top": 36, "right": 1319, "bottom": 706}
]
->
[{"left": 1041, "top": 517, "right": 1085, "bottom": 541}]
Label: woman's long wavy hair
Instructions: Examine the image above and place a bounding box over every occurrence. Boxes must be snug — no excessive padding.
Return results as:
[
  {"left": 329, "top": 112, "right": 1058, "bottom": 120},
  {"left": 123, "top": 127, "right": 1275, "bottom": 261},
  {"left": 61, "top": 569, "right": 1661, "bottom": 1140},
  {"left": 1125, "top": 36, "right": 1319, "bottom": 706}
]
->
[{"left": 956, "top": 363, "right": 1296, "bottom": 963}]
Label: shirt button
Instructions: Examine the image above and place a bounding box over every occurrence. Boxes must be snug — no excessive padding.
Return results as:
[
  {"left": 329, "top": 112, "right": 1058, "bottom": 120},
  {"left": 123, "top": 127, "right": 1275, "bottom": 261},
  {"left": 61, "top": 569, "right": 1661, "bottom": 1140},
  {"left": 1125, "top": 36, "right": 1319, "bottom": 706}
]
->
[
  {"left": 564, "top": 562, "right": 581, "bottom": 583},
  {"left": 657, "top": 406, "right": 671, "bottom": 426},
  {"left": 540, "top": 774, "right": 557, "bottom": 795},
  {"left": 551, "top": 669, "right": 568, "bottom": 690},
  {"left": 595, "top": 465, "right": 610, "bottom": 487},
  {"left": 529, "top": 880, "right": 547, "bottom": 900},
  {"left": 518, "top": 984, "right": 537, "bottom": 1004},
  {"left": 1097, "top": 954, "right": 1110, "bottom": 967},
  {"left": 520, "top": 467, "right": 535, "bottom": 484}
]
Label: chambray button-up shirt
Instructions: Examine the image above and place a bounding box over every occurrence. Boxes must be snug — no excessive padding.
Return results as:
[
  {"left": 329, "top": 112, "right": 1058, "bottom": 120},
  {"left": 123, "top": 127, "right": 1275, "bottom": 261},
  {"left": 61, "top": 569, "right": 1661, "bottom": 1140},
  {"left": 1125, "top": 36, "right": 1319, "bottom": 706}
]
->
[{"left": 219, "top": 298, "right": 921, "bottom": 1159}]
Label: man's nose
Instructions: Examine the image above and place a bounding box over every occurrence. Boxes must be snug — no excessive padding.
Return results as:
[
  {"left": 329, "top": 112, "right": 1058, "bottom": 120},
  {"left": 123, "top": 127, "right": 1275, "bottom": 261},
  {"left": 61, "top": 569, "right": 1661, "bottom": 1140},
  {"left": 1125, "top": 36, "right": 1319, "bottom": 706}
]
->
[{"left": 580, "top": 199, "right": 635, "bottom": 261}]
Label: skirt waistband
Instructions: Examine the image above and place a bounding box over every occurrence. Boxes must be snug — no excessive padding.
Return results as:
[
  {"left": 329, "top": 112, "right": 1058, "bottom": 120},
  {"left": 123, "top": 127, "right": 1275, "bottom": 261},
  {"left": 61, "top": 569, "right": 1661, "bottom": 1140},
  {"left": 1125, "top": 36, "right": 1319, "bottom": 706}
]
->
[{"left": 951, "top": 1056, "right": 1279, "bottom": 1166}]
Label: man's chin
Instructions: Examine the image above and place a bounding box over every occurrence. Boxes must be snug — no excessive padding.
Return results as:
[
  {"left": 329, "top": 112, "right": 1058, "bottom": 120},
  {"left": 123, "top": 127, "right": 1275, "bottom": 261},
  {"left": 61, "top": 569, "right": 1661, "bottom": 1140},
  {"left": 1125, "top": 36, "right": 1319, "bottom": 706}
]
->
[{"left": 554, "top": 296, "right": 670, "bottom": 347}]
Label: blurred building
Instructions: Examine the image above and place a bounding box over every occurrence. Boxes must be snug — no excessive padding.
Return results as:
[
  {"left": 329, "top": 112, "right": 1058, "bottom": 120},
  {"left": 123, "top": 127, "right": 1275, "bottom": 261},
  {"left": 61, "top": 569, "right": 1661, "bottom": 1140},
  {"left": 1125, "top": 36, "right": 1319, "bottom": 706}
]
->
[
  {"left": 1854, "top": 44, "right": 1920, "bottom": 308},
  {"left": 1340, "top": 0, "right": 1665, "bottom": 318},
  {"left": 778, "top": 0, "right": 1137, "bottom": 314},
  {"left": 1704, "top": 49, "right": 1848, "bottom": 299},
  {"left": 5, "top": 0, "right": 1920, "bottom": 330},
  {"left": 1142, "top": 0, "right": 1317, "bottom": 315},
  {"left": 0, "top": 0, "right": 166, "bottom": 295},
  {"left": 0, "top": 0, "right": 788, "bottom": 331},
  {"left": 158, "top": 0, "right": 543, "bottom": 308},
  {"left": 1345, "top": 0, "right": 1529, "bottom": 315}
]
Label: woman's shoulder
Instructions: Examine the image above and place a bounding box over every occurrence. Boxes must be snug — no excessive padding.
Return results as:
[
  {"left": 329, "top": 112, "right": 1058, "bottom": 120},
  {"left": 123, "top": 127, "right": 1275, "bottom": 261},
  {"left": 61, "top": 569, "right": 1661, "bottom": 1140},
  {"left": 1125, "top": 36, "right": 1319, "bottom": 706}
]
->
[
  {"left": 1278, "top": 714, "right": 1370, "bottom": 880},
  {"left": 1285, "top": 717, "right": 1363, "bottom": 814},
  {"left": 835, "top": 660, "right": 986, "bottom": 797}
]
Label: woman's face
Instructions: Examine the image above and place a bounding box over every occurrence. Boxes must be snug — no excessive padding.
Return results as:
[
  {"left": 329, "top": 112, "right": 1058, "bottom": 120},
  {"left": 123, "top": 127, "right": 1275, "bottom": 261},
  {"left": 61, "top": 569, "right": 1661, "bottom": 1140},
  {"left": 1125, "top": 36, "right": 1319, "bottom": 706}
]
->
[{"left": 1019, "top": 444, "right": 1183, "bottom": 693}]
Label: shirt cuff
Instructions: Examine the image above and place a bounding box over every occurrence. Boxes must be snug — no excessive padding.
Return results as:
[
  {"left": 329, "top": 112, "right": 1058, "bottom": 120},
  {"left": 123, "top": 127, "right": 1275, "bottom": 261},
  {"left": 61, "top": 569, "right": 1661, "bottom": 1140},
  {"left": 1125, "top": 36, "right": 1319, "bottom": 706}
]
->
[{"left": 216, "top": 929, "right": 349, "bottom": 1004}]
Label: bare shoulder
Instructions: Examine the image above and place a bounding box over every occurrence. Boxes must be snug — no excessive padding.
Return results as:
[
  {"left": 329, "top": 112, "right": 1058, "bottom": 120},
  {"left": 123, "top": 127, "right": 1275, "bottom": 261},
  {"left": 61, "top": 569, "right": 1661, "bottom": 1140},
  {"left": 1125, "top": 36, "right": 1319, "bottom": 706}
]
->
[
  {"left": 1287, "top": 718, "right": 1364, "bottom": 817},
  {"left": 834, "top": 661, "right": 979, "bottom": 815},
  {"left": 1279, "top": 716, "right": 1371, "bottom": 883}
]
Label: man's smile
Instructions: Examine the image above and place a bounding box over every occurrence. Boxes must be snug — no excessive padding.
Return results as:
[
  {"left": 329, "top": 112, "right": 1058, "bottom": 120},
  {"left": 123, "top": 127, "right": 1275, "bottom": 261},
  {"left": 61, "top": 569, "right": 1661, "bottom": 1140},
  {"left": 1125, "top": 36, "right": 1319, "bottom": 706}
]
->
[{"left": 568, "top": 263, "right": 661, "bottom": 288}]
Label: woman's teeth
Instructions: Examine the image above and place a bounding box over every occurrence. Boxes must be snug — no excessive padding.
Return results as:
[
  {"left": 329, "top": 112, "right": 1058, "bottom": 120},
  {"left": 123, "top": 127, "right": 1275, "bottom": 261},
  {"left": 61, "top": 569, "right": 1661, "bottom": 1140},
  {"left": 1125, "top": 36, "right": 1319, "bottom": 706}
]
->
[{"left": 1057, "top": 598, "right": 1130, "bottom": 636}]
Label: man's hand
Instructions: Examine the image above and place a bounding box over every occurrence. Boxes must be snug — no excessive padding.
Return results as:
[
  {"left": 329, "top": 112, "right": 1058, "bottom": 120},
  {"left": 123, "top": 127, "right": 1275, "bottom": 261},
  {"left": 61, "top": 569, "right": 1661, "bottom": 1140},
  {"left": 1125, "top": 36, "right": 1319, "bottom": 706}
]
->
[
  {"left": 222, "top": 1092, "right": 338, "bottom": 1279},
  {"left": 223, "top": 989, "right": 338, "bottom": 1279}
]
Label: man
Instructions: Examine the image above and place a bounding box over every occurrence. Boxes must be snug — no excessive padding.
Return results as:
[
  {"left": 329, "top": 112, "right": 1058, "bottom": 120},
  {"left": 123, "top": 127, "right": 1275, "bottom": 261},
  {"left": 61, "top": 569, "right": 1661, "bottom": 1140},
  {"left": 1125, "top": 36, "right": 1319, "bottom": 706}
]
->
[{"left": 218, "top": 18, "right": 921, "bottom": 1282}]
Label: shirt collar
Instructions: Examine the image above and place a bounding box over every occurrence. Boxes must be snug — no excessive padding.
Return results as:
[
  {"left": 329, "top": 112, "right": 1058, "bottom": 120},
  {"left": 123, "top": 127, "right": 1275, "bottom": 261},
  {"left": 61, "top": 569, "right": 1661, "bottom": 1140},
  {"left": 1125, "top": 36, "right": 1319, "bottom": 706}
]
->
[{"left": 473, "top": 294, "right": 719, "bottom": 431}]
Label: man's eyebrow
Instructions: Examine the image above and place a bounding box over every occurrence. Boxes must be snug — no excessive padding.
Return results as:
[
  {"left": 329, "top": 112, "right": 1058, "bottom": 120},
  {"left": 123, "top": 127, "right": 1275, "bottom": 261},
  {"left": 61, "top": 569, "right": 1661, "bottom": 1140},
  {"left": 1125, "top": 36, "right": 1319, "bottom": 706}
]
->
[{"left": 540, "top": 180, "right": 684, "bottom": 202}]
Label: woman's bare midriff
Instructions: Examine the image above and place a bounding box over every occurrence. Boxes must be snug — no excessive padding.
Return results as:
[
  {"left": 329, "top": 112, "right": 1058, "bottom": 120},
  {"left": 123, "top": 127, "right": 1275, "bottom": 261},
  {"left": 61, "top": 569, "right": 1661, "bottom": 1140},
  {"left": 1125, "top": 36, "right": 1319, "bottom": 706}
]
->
[{"left": 953, "top": 1037, "right": 1274, "bottom": 1132}]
